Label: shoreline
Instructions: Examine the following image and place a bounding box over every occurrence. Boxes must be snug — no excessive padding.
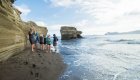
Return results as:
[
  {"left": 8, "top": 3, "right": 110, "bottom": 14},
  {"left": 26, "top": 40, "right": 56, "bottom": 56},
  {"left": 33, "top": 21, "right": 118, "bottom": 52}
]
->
[{"left": 0, "top": 48, "right": 66, "bottom": 80}]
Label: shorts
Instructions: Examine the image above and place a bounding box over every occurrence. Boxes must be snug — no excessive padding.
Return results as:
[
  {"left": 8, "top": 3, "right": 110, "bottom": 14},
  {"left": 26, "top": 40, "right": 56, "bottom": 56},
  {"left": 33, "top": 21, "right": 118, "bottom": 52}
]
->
[
  {"left": 40, "top": 42, "right": 44, "bottom": 44},
  {"left": 53, "top": 42, "right": 57, "bottom": 46},
  {"left": 29, "top": 38, "right": 35, "bottom": 44},
  {"left": 47, "top": 44, "right": 51, "bottom": 45},
  {"left": 44, "top": 38, "right": 46, "bottom": 44},
  {"left": 44, "top": 41, "right": 46, "bottom": 44}
]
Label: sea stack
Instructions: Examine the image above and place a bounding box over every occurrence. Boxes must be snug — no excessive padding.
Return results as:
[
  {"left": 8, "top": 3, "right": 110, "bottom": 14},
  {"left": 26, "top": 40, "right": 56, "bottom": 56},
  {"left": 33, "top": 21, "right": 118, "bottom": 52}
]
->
[
  {"left": 60, "top": 26, "right": 82, "bottom": 40},
  {"left": 0, "top": 0, "right": 47, "bottom": 61}
]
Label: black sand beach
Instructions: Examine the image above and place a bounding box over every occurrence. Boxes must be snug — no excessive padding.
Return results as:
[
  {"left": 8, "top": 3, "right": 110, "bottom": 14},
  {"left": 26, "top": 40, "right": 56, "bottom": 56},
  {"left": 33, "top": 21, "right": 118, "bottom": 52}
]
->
[{"left": 0, "top": 48, "right": 66, "bottom": 80}]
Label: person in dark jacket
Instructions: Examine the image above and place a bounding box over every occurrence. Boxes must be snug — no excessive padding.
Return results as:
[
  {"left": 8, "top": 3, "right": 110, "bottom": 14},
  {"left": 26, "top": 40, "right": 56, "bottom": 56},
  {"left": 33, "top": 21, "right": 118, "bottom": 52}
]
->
[
  {"left": 28, "top": 27, "right": 35, "bottom": 52},
  {"left": 53, "top": 34, "right": 58, "bottom": 52},
  {"left": 39, "top": 34, "right": 44, "bottom": 50}
]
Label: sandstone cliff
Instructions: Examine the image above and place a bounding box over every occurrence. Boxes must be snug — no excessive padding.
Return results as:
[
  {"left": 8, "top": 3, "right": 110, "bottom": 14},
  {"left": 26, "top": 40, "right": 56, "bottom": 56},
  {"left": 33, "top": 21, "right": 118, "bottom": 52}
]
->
[
  {"left": 0, "top": 0, "right": 47, "bottom": 61},
  {"left": 60, "top": 26, "right": 82, "bottom": 40}
]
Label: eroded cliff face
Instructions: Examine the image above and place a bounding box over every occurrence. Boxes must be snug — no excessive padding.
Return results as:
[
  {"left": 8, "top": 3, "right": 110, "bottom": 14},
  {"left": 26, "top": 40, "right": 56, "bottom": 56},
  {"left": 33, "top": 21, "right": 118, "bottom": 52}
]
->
[
  {"left": 25, "top": 21, "right": 47, "bottom": 36},
  {"left": 0, "top": 0, "right": 47, "bottom": 61},
  {"left": 60, "top": 26, "right": 82, "bottom": 40}
]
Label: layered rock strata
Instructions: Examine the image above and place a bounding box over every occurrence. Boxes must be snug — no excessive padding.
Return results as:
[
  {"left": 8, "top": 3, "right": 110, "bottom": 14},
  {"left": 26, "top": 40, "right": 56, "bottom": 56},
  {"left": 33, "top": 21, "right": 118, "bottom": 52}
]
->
[
  {"left": 0, "top": 0, "right": 47, "bottom": 61},
  {"left": 60, "top": 26, "right": 82, "bottom": 40}
]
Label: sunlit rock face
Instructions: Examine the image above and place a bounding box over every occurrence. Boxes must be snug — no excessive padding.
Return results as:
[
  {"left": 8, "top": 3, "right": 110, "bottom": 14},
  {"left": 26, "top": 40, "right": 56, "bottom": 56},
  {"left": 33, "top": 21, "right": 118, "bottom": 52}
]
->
[
  {"left": 25, "top": 21, "right": 48, "bottom": 36},
  {"left": 60, "top": 26, "right": 82, "bottom": 40},
  {"left": 0, "top": 0, "right": 47, "bottom": 61}
]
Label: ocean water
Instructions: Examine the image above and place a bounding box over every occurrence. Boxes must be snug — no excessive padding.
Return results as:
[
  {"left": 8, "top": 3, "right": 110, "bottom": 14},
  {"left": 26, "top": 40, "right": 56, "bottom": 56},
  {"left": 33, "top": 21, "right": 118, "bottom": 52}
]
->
[{"left": 58, "top": 34, "right": 140, "bottom": 80}]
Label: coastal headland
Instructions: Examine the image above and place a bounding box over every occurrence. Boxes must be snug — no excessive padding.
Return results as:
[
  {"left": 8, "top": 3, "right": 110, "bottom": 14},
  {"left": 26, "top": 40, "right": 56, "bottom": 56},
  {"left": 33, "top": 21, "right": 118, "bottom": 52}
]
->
[{"left": 0, "top": 0, "right": 66, "bottom": 80}]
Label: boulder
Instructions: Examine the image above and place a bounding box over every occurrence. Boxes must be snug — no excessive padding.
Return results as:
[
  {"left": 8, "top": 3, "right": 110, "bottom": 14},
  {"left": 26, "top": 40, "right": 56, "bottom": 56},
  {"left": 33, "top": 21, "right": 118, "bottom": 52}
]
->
[
  {"left": 0, "top": 0, "right": 47, "bottom": 61},
  {"left": 60, "top": 26, "right": 82, "bottom": 40}
]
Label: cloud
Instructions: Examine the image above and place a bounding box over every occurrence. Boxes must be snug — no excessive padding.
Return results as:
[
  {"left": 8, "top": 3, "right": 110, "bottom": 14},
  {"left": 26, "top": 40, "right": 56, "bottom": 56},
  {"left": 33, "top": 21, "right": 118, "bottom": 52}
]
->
[
  {"left": 35, "top": 21, "right": 61, "bottom": 35},
  {"left": 43, "top": 0, "right": 51, "bottom": 4},
  {"left": 14, "top": 4, "right": 31, "bottom": 20},
  {"left": 36, "top": 21, "right": 46, "bottom": 26},
  {"left": 48, "top": 0, "right": 140, "bottom": 34},
  {"left": 43, "top": 0, "right": 48, "bottom": 3},
  {"left": 49, "top": 0, "right": 76, "bottom": 7},
  {"left": 14, "top": 4, "right": 31, "bottom": 16},
  {"left": 34, "top": 20, "right": 127, "bottom": 35}
]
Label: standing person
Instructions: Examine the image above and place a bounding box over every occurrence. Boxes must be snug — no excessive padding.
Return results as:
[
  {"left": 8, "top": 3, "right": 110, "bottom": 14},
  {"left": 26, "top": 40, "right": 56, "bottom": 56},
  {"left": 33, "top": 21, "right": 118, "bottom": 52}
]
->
[
  {"left": 53, "top": 34, "right": 58, "bottom": 52},
  {"left": 44, "top": 35, "right": 47, "bottom": 50},
  {"left": 35, "top": 31, "right": 40, "bottom": 43},
  {"left": 28, "top": 27, "right": 36, "bottom": 52},
  {"left": 39, "top": 34, "right": 44, "bottom": 50},
  {"left": 35, "top": 31, "right": 40, "bottom": 49},
  {"left": 46, "top": 35, "right": 51, "bottom": 52}
]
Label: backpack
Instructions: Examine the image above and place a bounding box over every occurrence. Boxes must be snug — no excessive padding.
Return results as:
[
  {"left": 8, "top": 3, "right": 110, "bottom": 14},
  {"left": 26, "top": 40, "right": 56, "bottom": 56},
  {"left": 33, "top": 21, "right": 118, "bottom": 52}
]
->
[
  {"left": 54, "top": 37, "right": 58, "bottom": 42},
  {"left": 46, "top": 37, "right": 51, "bottom": 44}
]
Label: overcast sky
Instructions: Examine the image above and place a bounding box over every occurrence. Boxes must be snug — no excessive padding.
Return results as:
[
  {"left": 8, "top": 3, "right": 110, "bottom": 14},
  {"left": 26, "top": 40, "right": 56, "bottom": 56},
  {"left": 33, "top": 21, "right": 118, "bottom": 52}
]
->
[{"left": 14, "top": 0, "right": 140, "bottom": 35}]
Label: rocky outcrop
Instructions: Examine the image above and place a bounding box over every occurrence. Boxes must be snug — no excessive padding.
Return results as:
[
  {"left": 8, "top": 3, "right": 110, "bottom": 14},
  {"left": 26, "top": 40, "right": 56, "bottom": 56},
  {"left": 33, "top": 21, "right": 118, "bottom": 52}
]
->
[
  {"left": 60, "top": 26, "right": 82, "bottom": 40},
  {"left": 0, "top": 0, "right": 47, "bottom": 61},
  {"left": 25, "top": 21, "right": 47, "bottom": 36},
  {"left": 77, "top": 31, "right": 82, "bottom": 38}
]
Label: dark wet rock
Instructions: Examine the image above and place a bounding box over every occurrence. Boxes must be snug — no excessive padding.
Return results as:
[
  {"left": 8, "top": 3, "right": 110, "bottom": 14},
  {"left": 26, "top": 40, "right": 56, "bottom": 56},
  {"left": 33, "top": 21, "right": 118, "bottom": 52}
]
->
[
  {"left": 35, "top": 73, "right": 39, "bottom": 77},
  {"left": 30, "top": 71, "right": 33, "bottom": 75},
  {"left": 24, "top": 61, "right": 28, "bottom": 65},
  {"left": 32, "top": 64, "right": 36, "bottom": 68},
  {"left": 77, "top": 31, "right": 82, "bottom": 38}
]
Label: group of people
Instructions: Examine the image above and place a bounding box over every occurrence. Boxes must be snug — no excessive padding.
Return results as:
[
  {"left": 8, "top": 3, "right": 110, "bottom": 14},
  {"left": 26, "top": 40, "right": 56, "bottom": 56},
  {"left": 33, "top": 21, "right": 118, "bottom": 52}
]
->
[{"left": 28, "top": 27, "right": 58, "bottom": 52}]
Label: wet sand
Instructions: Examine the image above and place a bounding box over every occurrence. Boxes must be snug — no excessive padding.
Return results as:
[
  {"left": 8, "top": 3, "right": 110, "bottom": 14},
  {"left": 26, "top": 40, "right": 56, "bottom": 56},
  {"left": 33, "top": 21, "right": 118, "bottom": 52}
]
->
[{"left": 0, "top": 48, "right": 66, "bottom": 80}]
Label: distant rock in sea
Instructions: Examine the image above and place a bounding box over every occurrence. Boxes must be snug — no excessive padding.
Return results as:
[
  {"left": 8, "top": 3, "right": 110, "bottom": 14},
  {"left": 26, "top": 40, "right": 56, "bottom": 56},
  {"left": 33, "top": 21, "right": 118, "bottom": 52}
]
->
[
  {"left": 105, "top": 30, "right": 140, "bottom": 35},
  {"left": 0, "top": 0, "right": 47, "bottom": 61},
  {"left": 105, "top": 32, "right": 119, "bottom": 35},
  {"left": 123, "top": 30, "right": 140, "bottom": 34},
  {"left": 60, "top": 26, "right": 82, "bottom": 40}
]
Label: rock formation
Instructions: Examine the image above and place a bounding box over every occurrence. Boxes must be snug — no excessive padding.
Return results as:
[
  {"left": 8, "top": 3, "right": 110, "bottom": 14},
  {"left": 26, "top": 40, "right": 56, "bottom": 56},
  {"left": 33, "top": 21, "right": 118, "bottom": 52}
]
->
[
  {"left": 0, "top": 0, "right": 47, "bottom": 61},
  {"left": 77, "top": 31, "right": 82, "bottom": 38},
  {"left": 60, "top": 26, "right": 82, "bottom": 40}
]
